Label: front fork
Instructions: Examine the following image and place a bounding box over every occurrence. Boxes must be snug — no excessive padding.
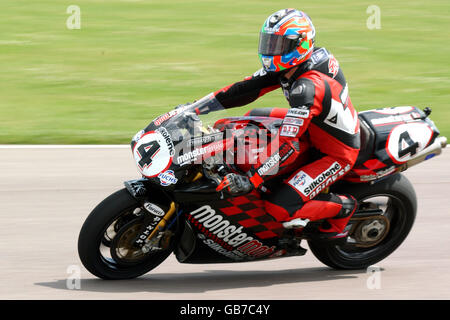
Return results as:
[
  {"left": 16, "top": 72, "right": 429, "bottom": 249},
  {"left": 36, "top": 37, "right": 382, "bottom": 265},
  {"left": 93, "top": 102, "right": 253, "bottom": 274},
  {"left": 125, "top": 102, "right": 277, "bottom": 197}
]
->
[{"left": 124, "top": 179, "right": 180, "bottom": 252}]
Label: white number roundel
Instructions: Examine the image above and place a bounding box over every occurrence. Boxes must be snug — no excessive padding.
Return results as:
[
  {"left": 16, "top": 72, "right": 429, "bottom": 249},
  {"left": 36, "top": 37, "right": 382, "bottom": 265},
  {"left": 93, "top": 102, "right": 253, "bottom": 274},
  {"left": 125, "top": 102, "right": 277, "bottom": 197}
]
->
[
  {"left": 386, "top": 122, "right": 433, "bottom": 163},
  {"left": 133, "top": 131, "right": 173, "bottom": 177}
]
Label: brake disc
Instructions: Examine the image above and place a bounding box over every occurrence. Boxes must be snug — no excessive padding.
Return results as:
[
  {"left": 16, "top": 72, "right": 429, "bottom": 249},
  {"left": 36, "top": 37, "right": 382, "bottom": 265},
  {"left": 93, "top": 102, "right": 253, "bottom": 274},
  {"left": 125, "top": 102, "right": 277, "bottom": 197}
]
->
[
  {"left": 110, "top": 219, "right": 150, "bottom": 265},
  {"left": 351, "top": 215, "right": 390, "bottom": 248}
]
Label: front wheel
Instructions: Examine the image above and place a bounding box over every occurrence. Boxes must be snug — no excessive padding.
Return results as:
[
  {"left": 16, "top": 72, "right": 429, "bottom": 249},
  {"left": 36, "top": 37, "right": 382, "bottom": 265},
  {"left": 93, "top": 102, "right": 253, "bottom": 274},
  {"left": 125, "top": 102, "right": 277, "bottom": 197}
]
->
[
  {"left": 308, "top": 173, "right": 417, "bottom": 270},
  {"left": 78, "top": 188, "right": 177, "bottom": 279}
]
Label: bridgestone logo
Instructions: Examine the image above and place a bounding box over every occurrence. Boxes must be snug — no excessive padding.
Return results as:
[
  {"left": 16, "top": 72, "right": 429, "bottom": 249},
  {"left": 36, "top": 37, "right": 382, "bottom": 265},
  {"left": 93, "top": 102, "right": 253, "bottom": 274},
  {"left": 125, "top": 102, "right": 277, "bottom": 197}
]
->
[{"left": 189, "top": 205, "right": 275, "bottom": 260}]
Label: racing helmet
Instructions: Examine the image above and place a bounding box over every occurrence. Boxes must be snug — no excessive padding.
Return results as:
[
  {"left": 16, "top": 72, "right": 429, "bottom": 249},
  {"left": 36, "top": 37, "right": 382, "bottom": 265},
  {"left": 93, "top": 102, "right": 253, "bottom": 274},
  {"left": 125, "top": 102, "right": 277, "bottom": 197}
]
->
[{"left": 258, "top": 9, "right": 316, "bottom": 72}]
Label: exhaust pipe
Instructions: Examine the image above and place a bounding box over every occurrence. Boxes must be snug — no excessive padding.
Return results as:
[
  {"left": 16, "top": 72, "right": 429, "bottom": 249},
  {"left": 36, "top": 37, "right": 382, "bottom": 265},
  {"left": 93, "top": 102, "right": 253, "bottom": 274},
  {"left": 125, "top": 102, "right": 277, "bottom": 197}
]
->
[{"left": 403, "top": 136, "right": 447, "bottom": 169}]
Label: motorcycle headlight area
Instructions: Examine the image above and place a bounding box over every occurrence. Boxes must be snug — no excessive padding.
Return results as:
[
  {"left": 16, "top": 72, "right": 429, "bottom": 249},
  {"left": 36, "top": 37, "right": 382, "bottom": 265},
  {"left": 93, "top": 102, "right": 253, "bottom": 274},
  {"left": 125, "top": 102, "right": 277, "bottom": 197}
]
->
[{"left": 132, "top": 130, "right": 174, "bottom": 177}]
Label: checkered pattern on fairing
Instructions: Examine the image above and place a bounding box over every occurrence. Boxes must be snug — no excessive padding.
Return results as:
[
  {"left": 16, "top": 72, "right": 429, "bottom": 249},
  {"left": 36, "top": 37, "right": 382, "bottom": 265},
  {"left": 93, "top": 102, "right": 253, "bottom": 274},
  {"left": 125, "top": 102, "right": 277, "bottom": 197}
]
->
[{"left": 216, "top": 192, "right": 284, "bottom": 239}]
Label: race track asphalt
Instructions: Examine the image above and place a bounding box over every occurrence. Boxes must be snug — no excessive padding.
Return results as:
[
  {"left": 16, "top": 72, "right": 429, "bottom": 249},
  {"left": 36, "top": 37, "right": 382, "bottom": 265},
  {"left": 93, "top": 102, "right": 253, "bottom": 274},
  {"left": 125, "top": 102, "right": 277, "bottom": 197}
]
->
[{"left": 0, "top": 146, "right": 449, "bottom": 300}]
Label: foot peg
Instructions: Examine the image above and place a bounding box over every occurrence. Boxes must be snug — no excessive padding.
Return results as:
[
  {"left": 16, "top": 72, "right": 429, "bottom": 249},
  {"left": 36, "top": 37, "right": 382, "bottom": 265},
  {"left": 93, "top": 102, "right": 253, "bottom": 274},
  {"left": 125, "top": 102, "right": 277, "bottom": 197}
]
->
[
  {"left": 277, "top": 237, "right": 308, "bottom": 256},
  {"left": 283, "top": 218, "right": 310, "bottom": 229}
]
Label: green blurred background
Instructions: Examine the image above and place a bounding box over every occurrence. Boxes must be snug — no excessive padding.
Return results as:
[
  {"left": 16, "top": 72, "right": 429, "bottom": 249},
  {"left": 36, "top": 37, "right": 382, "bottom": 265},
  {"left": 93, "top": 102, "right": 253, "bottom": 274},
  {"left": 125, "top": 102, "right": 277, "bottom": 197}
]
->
[{"left": 1, "top": 0, "right": 449, "bottom": 144}]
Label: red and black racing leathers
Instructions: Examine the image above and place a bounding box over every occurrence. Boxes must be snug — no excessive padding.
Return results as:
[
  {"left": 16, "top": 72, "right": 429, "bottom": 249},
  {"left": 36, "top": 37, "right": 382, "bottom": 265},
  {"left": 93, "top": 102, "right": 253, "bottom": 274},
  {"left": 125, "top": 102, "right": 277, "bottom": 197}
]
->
[{"left": 212, "top": 47, "right": 360, "bottom": 236}]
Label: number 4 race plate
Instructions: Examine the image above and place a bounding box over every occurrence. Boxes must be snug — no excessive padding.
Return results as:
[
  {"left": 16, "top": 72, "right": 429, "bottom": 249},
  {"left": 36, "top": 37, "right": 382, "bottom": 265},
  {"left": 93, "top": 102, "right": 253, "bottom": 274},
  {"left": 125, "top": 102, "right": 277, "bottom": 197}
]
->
[
  {"left": 133, "top": 131, "right": 173, "bottom": 178},
  {"left": 386, "top": 122, "right": 433, "bottom": 164}
]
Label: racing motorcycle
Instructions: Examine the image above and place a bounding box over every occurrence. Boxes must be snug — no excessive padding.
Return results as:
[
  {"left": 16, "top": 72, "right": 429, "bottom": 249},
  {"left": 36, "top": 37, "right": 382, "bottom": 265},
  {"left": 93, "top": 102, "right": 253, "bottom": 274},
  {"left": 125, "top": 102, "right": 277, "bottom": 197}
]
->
[{"left": 78, "top": 97, "right": 447, "bottom": 279}]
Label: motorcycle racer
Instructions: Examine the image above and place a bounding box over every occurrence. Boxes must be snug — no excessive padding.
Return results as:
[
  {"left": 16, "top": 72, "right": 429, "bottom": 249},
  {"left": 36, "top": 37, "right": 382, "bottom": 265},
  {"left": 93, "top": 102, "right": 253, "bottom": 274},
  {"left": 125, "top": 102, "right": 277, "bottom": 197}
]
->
[{"left": 189, "top": 9, "right": 360, "bottom": 241}]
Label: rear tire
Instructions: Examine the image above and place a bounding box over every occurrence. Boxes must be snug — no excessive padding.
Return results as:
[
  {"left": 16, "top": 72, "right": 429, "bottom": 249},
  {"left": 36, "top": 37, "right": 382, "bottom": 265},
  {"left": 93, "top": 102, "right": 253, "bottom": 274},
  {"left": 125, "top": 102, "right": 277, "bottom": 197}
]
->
[
  {"left": 308, "top": 173, "right": 417, "bottom": 269},
  {"left": 78, "top": 189, "right": 176, "bottom": 279}
]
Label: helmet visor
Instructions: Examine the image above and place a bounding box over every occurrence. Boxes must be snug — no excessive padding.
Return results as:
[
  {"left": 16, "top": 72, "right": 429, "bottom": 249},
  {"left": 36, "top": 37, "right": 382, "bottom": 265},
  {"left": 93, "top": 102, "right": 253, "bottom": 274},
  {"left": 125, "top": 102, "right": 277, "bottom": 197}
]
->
[{"left": 258, "top": 33, "right": 299, "bottom": 56}]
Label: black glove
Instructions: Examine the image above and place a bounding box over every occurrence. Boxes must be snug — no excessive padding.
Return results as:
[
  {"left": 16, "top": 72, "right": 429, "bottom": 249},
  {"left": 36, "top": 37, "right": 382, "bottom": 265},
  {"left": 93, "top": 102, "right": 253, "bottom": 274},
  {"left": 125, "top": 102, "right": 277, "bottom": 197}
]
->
[{"left": 216, "top": 173, "right": 254, "bottom": 195}]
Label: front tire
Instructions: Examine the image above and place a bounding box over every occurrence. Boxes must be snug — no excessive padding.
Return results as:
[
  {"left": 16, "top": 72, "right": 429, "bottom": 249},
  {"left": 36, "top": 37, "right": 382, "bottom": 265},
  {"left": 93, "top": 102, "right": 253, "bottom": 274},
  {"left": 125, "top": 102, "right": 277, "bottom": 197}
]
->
[
  {"left": 308, "top": 173, "right": 417, "bottom": 269},
  {"left": 78, "top": 188, "right": 176, "bottom": 279}
]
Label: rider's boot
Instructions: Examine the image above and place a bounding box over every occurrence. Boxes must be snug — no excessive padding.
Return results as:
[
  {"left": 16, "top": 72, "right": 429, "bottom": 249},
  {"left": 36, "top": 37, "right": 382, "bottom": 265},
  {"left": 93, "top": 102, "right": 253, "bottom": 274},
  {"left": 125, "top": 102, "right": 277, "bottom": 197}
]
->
[
  {"left": 278, "top": 219, "right": 308, "bottom": 255},
  {"left": 313, "top": 194, "right": 357, "bottom": 244},
  {"left": 282, "top": 195, "right": 357, "bottom": 245}
]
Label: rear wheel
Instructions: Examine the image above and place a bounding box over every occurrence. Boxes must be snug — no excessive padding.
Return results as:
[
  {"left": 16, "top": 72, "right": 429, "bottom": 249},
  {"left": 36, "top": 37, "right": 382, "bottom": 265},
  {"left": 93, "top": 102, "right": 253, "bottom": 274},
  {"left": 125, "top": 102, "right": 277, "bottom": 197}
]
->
[
  {"left": 78, "top": 188, "right": 178, "bottom": 279},
  {"left": 308, "top": 173, "right": 417, "bottom": 269}
]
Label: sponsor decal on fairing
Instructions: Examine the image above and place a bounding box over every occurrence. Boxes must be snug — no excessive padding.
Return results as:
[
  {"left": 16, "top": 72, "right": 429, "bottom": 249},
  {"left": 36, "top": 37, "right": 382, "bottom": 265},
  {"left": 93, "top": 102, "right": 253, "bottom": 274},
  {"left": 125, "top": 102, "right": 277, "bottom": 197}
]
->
[
  {"left": 157, "top": 127, "right": 175, "bottom": 156},
  {"left": 132, "top": 129, "right": 145, "bottom": 142},
  {"left": 153, "top": 110, "right": 179, "bottom": 126},
  {"left": 143, "top": 202, "right": 166, "bottom": 216},
  {"left": 189, "top": 206, "right": 275, "bottom": 261},
  {"left": 153, "top": 106, "right": 190, "bottom": 126},
  {"left": 176, "top": 141, "right": 224, "bottom": 166},
  {"left": 158, "top": 170, "right": 178, "bottom": 186},
  {"left": 359, "top": 166, "right": 396, "bottom": 182}
]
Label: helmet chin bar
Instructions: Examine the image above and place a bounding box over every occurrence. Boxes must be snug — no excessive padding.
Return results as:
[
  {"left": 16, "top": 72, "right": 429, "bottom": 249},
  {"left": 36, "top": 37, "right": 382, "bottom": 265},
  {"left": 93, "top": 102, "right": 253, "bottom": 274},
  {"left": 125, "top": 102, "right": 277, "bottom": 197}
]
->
[{"left": 260, "top": 50, "right": 309, "bottom": 73}]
